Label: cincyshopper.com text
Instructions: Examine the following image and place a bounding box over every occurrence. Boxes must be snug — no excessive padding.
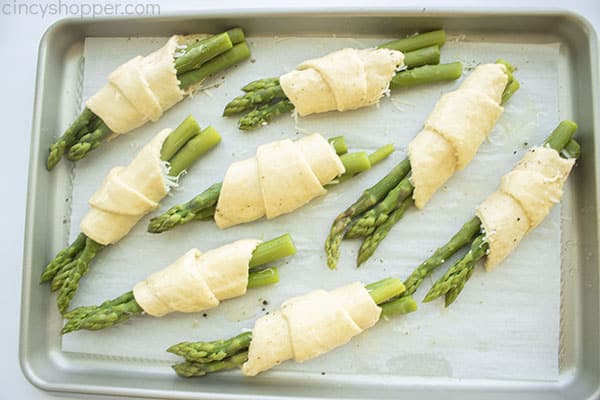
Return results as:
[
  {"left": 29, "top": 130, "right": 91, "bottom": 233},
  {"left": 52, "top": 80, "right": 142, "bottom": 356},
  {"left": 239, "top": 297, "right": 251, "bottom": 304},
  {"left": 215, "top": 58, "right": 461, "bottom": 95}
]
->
[{"left": 1, "top": 0, "right": 160, "bottom": 18}]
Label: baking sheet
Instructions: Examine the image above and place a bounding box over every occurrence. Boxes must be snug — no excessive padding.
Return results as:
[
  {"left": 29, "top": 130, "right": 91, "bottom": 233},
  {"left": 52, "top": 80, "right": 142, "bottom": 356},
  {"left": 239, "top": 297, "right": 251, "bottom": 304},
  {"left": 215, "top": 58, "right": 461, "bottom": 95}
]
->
[{"left": 62, "top": 35, "right": 562, "bottom": 381}]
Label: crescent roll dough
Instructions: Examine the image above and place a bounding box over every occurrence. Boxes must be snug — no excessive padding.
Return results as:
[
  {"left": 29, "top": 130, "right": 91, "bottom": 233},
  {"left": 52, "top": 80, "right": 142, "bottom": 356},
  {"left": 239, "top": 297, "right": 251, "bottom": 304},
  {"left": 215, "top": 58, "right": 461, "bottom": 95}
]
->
[
  {"left": 133, "top": 239, "right": 260, "bottom": 317},
  {"left": 408, "top": 64, "right": 508, "bottom": 209},
  {"left": 215, "top": 134, "right": 345, "bottom": 229},
  {"left": 280, "top": 48, "right": 404, "bottom": 116},
  {"left": 80, "top": 129, "right": 171, "bottom": 245},
  {"left": 87, "top": 34, "right": 208, "bottom": 135},
  {"left": 242, "top": 282, "right": 381, "bottom": 376},
  {"left": 477, "top": 147, "right": 575, "bottom": 270}
]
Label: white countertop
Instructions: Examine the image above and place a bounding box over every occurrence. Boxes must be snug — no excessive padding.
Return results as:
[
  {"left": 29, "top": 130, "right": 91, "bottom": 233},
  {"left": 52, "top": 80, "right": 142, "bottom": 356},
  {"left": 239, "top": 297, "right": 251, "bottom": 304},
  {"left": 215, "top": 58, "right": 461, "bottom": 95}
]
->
[{"left": 3, "top": 1, "right": 598, "bottom": 399}]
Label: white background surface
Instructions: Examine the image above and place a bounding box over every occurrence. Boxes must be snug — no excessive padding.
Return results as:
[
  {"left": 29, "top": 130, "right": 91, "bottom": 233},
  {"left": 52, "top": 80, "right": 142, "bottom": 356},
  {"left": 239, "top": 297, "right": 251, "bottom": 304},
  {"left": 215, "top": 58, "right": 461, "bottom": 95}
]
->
[{"left": 2, "top": 1, "right": 599, "bottom": 399}]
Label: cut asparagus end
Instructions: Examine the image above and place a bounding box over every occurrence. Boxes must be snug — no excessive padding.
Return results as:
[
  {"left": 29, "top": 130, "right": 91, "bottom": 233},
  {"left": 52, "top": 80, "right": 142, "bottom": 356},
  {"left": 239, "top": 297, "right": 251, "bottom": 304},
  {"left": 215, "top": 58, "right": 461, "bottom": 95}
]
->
[
  {"left": 328, "top": 136, "right": 348, "bottom": 155},
  {"left": 379, "top": 29, "right": 446, "bottom": 52},
  {"left": 544, "top": 120, "right": 578, "bottom": 152},
  {"left": 225, "top": 27, "right": 245, "bottom": 44},
  {"left": 380, "top": 296, "right": 418, "bottom": 319},
  {"left": 366, "top": 277, "right": 406, "bottom": 304},
  {"left": 390, "top": 62, "right": 463, "bottom": 89},
  {"left": 160, "top": 115, "right": 202, "bottom": 161},
  {"left": 249, "top": 233, "right": 296, "bottom": 268},
  {"left": 247, "top": 267, "right": 280, "bottom": 288},
  {"left": 168, "top": 126, "right": 221, "bottom": 177},
  {"left": 178, "top": 41, "right": 252, "bottom": 89},
  {"left": 563, "top": 139, "right": 581, "bottom": 159},
  {"left": 340, "top": 152, "right": 371, "bottom": 176},
  {"left": 175, "top": 32, "right": 234, "bottom": 75},
  {"left": 403, "top": 45, "right": 441, "bottom": 68}
]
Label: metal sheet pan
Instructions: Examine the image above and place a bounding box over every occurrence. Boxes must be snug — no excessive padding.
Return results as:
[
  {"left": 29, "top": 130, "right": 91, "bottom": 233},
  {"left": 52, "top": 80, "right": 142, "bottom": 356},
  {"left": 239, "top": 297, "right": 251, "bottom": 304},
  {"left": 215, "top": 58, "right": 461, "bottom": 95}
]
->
[{"left": 20, "top": 9, "right": 600, "bottom": 399}]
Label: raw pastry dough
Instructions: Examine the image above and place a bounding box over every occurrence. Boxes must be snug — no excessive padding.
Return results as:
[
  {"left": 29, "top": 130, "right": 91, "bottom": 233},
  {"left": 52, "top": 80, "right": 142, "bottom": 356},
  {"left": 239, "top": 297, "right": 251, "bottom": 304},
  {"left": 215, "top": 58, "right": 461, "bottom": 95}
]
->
[
  {"left": 408, "top": 64, "right": 508, "bottom": 209},
  {"left": 133, "top": 239, "right": 260, "bottom": 317},
  {"left": 215, "top": 134, "right": 345, "bottom": 228},
  {"left": 477, "top": 146, "right": 575, "bottom": 270},
  {"left": 280, "top": 48, "right": 404, "bottom": 116},
  {"left": 87, "top": 34, "right": 208, "bottom": 135},
  {"left": 242, "top": 282, "right": 381, "bottom": 376},
  {"left": 80, "top": 129, "right": 171, "bottom": 245}
]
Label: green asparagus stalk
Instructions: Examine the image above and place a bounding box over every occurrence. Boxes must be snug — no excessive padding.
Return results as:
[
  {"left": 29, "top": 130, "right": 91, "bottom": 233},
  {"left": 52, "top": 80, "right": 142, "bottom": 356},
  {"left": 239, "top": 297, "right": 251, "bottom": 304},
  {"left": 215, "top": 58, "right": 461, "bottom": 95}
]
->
[
  {"left": 168, "top": 332, "right": 252, "bottom": 363},
  {"left": 223, "top": 85, "right": 287, "bottom": 116},
  {"left": 329, "top": 136, "right": 348, "bottom": 155},
  {"left": 170, "top": 277, "right": 416, "bottom": 377},
  {"left": 419, "top": 120, "right": 579, "bottom": 306},
  {"left": 402, "top": 45, "right": 441, "bottom": 68},
  {"left": 160, "top": 115, "right": 202, "bottom": 161},
  {"left": 338, "top": 152, "right": 372, "bottom": 176},
  {"left": 168, "top": 126, "right": 222, "bottom": 177},
  {"left": 379, "top": 30, "right": 446, "bottom": 52},
  {"left": 422, "top": 235, "right": 487, "bottom": 304},
  {"left": 148, "top": 142, "right": 393, "bottom": 234},
  {"left": 356, "top": 197, "right": 413, "bottom": 266},
  {"left": 174, "top": 33, "right": 233, "bottom": 74},
  {"left": 61, "top": 235, "right": 295, "bottom": 334},
  {"left": 178, "top": 42, "right": 251, "bottom": 89},
  {"left": 401, "top": 217, "right": 481, "bottom": 297},
  {"left": 237, "top": 98, "right": 295, "bottom": 131},
  {"left": 390, "top": 62, "right": 463, "bottom": 89},
  {"left": 47, "top": 29, "right": 250, "bottom": 169},
  {"left": 325, "top": 158, "right": 411, "bottom": 269},
  {"left": 345, "top": 175, "right": 413, "bottom": 239},
  {"left": 43, "top": 117, "right": 218, "bottom": 314},
  {"left": 46, "top": 108, "right": 96, "bottom": 169},
  {"left": 241, "top": 77, "right": 280, "bottom": 92}
]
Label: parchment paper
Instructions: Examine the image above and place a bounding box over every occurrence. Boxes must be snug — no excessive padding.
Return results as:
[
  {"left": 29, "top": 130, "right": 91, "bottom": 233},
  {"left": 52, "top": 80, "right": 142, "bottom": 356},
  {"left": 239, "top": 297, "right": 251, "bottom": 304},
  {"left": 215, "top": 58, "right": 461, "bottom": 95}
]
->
[{"left": 63, "top": 35, "right": 562, "bottom": 381}]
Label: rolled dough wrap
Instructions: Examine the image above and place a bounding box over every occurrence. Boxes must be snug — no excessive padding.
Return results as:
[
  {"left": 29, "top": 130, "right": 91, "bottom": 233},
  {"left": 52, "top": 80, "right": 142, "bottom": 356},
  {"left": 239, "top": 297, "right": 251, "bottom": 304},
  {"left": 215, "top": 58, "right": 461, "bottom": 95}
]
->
[
  {"left": 80, "top": 129, "right": 171, "bottom": 245},
  {"left": 215, "top": 134, "right": 345, "bottom": 229},
  {"left": 408, "top": 64, "right": 508, "bottom": 209},
  {"left": 280, "top": 48, "right": 404, "bottom": 116},
  {"left": 242, "top": 282, "right": 381, "bottom": 376},
  {"left": 133, "top": 239, "right": 260, "bottom": 317},
  {"left": 477, "top": 146, "right": 575, "bottom": 270},
  {"left": 86, "top": 34, "right": 208, "bottom": 135}
]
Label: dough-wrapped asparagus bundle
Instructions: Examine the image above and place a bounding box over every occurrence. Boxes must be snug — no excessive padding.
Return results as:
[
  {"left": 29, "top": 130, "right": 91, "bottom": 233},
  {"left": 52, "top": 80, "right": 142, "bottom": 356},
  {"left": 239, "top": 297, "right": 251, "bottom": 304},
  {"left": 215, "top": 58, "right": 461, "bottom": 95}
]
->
[
  {"left": 325, "top": 60, "right": 520, "bottom": 269},
  {"left": 396, "top": 121, "right": 579, "bottom": 306},
  {"left": 223, "top": 30, "right": 463, "bottom": 130},
  {"left": 61, "top": 234, "right": 296, "bottom": 334},
  {"left": 41, "top": 116, "right": 221, "bottom": 314},
  {"left": 147, "top": 134, "right": 394, "bottom": 233},
  {"left": 168, "top": 277, "right": 417, "bottom": 377},
  {"left": 47, "top": 28, "right": 250, "bottom": 169}
]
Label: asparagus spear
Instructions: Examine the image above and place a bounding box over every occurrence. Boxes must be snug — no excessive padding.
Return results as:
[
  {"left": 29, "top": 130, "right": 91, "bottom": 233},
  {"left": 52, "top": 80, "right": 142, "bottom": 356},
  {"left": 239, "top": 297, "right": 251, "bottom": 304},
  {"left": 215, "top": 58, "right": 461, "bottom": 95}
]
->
[
  {"left": 61, "top": 234, "right": 296, "bottom": 334},
  {"left": 325, "top": 158, "right": 411, "bottom": 269},
  {"left": 238, "top": 99, "right": 295, "bottom": 131},
  {"left": 223, "top": 85, "right": 287, "bottom": 116},
  {"left": 170, "top": 277, "right": 416, "bottom": 377},
  {"left": 390, "top": 62, "right": 463, "bottom": 89},
  {"left": 345, "top": 174, "right": 413, "bottom": 239},
  {"left": 42, "top": 117, "right": 219, "bottom": 314},
  {"left": 148, "top": 142, "right": 394, "bottom": 234},
  {"left": 242, "top": 77, "right": 280, "bottom": 92},
  {"left": 47, "top": 28, "right": 250, "bottom": 170},
  {"left": 420, "top": 120, "right": 580, "bottom": 306}
]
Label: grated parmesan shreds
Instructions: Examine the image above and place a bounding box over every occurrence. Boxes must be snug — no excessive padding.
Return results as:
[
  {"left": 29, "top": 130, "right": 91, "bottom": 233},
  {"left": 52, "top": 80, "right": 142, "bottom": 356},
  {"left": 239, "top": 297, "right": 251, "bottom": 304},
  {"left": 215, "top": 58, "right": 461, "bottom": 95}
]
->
[{"left": 160, "top": 160, "right": 180, "bottom": 192}]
